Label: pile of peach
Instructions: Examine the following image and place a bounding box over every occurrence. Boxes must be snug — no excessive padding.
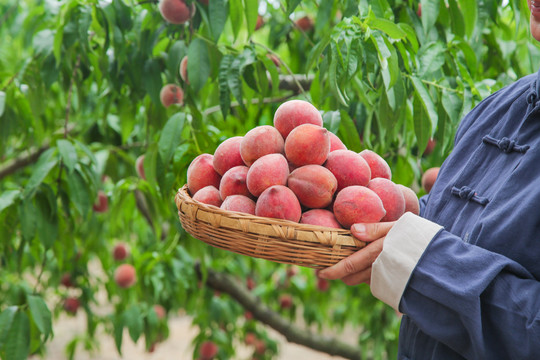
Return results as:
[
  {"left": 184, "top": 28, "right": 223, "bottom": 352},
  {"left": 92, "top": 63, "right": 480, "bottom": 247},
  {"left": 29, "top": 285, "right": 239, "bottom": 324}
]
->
[{"left": 186, "top": 100, "right": 419, "bottom": 229}]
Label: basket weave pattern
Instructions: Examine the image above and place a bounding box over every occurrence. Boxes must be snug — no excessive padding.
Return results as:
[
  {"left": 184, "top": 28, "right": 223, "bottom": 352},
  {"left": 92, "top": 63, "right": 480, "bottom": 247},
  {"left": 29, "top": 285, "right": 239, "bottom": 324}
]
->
[{"left": 175, "top": 185, "right": 365, "bottom": 268}]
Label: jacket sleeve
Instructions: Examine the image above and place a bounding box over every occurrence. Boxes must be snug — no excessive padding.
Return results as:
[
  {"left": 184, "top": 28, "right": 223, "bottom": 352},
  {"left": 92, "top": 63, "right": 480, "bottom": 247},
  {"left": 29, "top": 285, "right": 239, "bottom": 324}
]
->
[{"left": 371, "top": 213, "right": 540, "bottom": 359}]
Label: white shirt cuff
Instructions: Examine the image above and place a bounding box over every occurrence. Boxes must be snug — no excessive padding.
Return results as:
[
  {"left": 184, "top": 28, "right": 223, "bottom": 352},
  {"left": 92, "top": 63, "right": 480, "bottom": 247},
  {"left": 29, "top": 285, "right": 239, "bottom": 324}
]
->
[{"left": 370, "top": 212, "right": 443, "bottom": 311}]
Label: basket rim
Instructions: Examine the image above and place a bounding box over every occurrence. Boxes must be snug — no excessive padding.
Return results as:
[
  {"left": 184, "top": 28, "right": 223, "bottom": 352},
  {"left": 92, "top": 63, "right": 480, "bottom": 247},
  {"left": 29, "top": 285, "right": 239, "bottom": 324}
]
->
[{"left": 175, "top": 184, "right": 363, "bottom": 248}]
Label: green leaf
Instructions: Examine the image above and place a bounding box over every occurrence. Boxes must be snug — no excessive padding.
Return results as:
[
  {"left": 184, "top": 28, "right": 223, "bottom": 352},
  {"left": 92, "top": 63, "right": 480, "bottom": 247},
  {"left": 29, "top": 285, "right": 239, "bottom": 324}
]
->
[
  {"left": 306, "top": 33, "right": 331, "bottom": 71},
  {"left": 442, "top": 88, "right": 463, "bottom": 125},
  {"left": 457, "top": 0, "right": 477, "bottom": 38},
  {"left": 244, "top": 0, "right": 258, "bottom": 37},
  {"left": 218, "top": 55, "right": 233, "bottom": 118},
  {"left": 0, "top": 190, "right": 21, "bottom": 214},
  {"left": 229, "top": 0, "right": 243, "bottom": 40},
  {"left": 66, "top": 168, "right": 91, "bottom": 217},
  {"left": 113, "top": 315, "right": 124, "bottom": 355},
  {"left": 410, "top": 75, "right": 438, "bottom": 135},
  {"left": 329, "top": 44, "right": 348, "bottom": 106},
  {"left": 228, "top": 56, "right": 244, "bottom": 105},
  {"left": 168, "top": 40, "right": 186, "bottom": 80},
  {"left": 417, "top": 42, "right": 446, "bottom": 77},
  {"left": 209, "top": 0, "right": 227, "bottom": 41},
  {"left": 158, "top": 112, "right": 186, "bottom": 168},
  {"left": 143, "top": 59, "right": 162, "bottom": 105},
  {"left": 27, "top": 295, "right": 52, "bottom": 339},
  {"left": 35, "top": 185, "right": 59, "bottom": 248},
  {"left": 4, "top": 311, "right": 30, "bottom": 360},
  {"left": 413, "top": 93, "right": 431, "bottom": 157},
  {"left": 448, "top": 0, "right": 465, "bottom": 38},
  {"left": 338, "top": 111, "right": 363, "bottom": 151},
  {"left": 57, "top": 139, "right": 77, "bottom": 173},
  {"left": 366, "top": 10, "right": 407, "bottom": 39},
  {"left": 398, "top": 23, "right": 419, "bottom": 52},
  {"left": 0, "top": 307, "right": 17, "bottom": 349},
  {"left": 53, "top": 26, "right": 64, "bottom": 65},
  {"left": 187, "top": 38, "right": 211, "bottom": 93},
  {"left": 19, "top": 198, "right": 36, "bottom": 242},
  {"left": 260, "top": 54, "right": 279, "bottom": 95},
  {"left": 420, "top": 0, "right": 440, "bottom": 34},
  {"left": 286, "top": 0, "right": 302, "bottom": 15},
  {"left": 23, "top": 148, "right": 58, "bottom": 198},
  {"left": 323, "top": 111, "right": 341, "bottom": 134},
  {"left": 124, "top": 306, "right": 143, "bottom": 343},
  {"left": 0, "top": 91, "right": 5, "bottom": 117}
]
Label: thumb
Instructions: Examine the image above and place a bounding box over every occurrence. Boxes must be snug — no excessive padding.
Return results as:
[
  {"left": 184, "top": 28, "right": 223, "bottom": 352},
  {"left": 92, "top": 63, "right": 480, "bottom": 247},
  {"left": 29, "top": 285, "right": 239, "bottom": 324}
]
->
[{"left": 351, "top": 221, "right": 395, "bottom": 242}]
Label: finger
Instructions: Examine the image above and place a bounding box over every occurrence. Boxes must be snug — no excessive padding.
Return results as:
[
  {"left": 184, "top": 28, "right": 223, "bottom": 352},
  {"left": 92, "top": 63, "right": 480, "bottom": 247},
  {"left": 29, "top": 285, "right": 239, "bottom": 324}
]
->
[
  {"left": 341, "top": 267, "right": 372, "bottom": 286},
  {"left": 317, "top": 239, "right": 383, "bottom": 280},
  {"left": 351, "top": 221, "right": 395, "bottom": 242}
]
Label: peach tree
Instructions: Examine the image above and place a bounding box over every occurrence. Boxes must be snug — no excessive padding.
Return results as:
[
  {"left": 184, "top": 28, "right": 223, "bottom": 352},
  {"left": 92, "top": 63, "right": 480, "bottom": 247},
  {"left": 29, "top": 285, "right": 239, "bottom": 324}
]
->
[{"left": 0, "top": 0, "right": 537, "bottom": 359}]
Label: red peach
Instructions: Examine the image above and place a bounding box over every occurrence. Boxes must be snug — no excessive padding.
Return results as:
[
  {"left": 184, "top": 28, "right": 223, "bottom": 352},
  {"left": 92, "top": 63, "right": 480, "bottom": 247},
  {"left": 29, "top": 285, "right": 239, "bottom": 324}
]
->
[
  {"left": 273, "top": 100, "right": 323, "bottom": 139},
  {"left": 324, "top": 150, "right": 371, "bottom": 191},
  {"left": 285, "top": 124, "right": 330, "bottom": 166},
  {"left": 279, "top": 294, "right": 293, "bottom": 309},
  {"left": 113, "top": 243, "right": 129, "bottom": 261},
  {"left": 240, "top": 125, "right": 284, "bottom": 166},
  {"left": 159, "top": 84, "right": 184, "bottom": 107},
  {"left": 159, "top": 0, "right": 195, "bottom": 24},
  {"left": 154, "top": 304, "right": 166, "bottom": 319},
  {"left": 359, "top": 149, "right": 392, "bottom": 180},
  {"left": 255, "top": 15, "right": 264, "bottom": 30},
  {"left": 245, "top": 332, "right": 257, "bottom": 346},
  {"left": 333, "top": 186, "right": 386, "bottom": 228},
  {"left": 367, "top": 178, "right": 406, "bottom": 222},
  {"left": 286, "top": 266, "right": 298, "bottom": 278},
  {"left": 329, "top": 132, "right": 347, "bottom": 152},
  {"left": 267, "top": 53, "right": 280, "bottom": 67},
  {"left": 187, "top": 154, "right": 222, "bottom": 195},
  {"left": 246, "top": 153, "right": 289, "bottom": 197},
  {"left": 114, "top": 264, "right": 137, "bottom": 288},
  {"left": 136, "top": 155, "right": 146, "bottom": 180},
  {"left": 246, "top": 277, "right": 256, "bottom": 291},
  {"left": 179, "top": 56, "right": 189, "bottom": 83},
  {"left": 93, "top": 190, "right": 109, "bottom": 213},
  {"left": 317, "top": 277, "right": 330, "bottom": 292},
  {"left": 300, "top": 209, "right": 342, "bottom": 229},
  {"left": 200, "top": 341, "right": 218, "bottom": 359},
  {"left": 255, "top": 185, "right": 301, "bottom": 222},
  {"left": 255, "top": 339, "right": 266, "bottom": 355},
  {"left": 61, "top": 273, "right": 74, "bottom": 288},
  {"left": 220, "top": 195, "right": 256, "bottom": 215},
  {"left": 287, "top": 165, "right": 337, "bottom": 208},
  {"left": 295, "top": 16, "right": 314, "bottom": 31},
  {"left": 397, "top": 184, "right": 420, "bottom": 215},
  {"left": 193, "top": 185, "right": 222, "bottom": 207},
  {"left": 219, "top": 166, "right": 251, "bottom": 200},
  {"left": 63, "top": 297, "right": 80, "bottom": 315},
  {"left": 213, "top": 136, "right": 244, "bottom": 176},
  {"left": 422, "top": 167, "right": 440, "bottom": 193},
  {"left": 423, "top": 138, "right": 436, "bottom": 156}
]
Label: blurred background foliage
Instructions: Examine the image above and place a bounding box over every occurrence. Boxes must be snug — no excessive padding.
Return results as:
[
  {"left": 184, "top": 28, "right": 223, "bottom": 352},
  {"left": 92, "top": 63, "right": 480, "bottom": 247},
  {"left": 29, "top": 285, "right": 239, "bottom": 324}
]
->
[{"left": 0, "top": 0, "right": 537, "bottom": 359}]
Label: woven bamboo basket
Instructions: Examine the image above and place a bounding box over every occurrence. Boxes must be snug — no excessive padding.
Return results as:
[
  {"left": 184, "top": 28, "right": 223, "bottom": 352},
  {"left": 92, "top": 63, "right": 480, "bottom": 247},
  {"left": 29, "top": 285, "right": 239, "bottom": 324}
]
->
[{"left": 175, "top": 185, "right": 365, "bottom": 269}]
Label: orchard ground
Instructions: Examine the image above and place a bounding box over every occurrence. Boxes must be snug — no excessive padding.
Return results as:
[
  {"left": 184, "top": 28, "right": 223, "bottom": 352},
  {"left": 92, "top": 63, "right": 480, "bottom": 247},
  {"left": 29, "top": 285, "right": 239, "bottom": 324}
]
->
[
  {"left": 43, "top": 310, "right": 354, "bottom": 360},
  {"left": 40, "top": 260, "right": 358, "bottom": 360}
]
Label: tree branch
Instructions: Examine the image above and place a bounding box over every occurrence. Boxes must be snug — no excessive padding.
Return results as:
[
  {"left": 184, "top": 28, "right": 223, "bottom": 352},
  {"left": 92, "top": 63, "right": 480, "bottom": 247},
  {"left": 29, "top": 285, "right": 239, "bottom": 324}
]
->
[
  {"left": 0, "top": 125, "right": 75, "bottom": 180},
  {"left": 195, "top": 263, "right": 365, "bottom": 360},
  {"left": 203, "top": 95, "right": 294, "bottom": 117},
  {"left": 0, "top": 144, "right": 50, "bottom": 180},
  {"left": 65, "top": 55, "right": 81, "bottom": 138}
]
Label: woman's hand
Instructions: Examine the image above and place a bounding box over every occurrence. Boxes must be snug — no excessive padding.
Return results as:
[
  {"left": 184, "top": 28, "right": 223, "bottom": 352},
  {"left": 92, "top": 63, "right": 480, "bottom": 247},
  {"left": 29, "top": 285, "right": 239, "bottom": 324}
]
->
[{"left": 317, "top": 222, "right": 396, "bottom": 285}]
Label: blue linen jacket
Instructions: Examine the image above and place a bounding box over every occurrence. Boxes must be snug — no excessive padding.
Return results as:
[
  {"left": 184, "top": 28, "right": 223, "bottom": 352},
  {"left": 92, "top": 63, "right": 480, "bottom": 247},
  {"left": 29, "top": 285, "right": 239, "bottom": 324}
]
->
[{"left": 398, "top": 70, "right": 540, "bottom": 359}]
